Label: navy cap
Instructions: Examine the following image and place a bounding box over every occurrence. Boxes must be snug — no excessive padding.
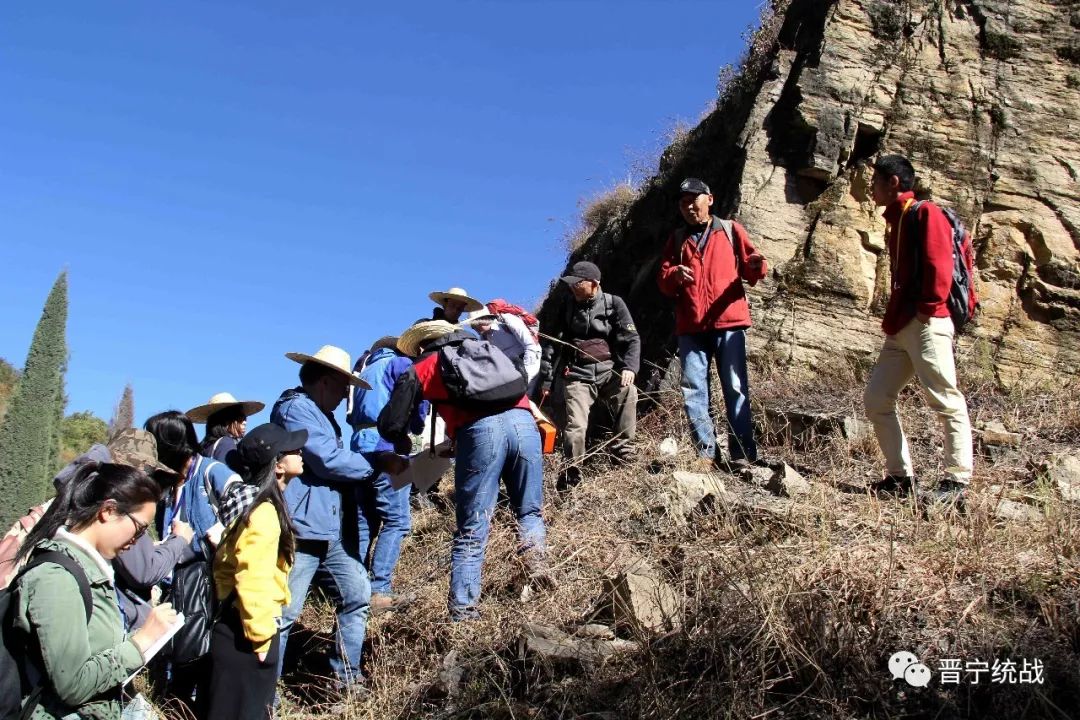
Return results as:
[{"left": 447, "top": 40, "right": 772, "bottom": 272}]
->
[
  {"left": 560, "top": 260, "right": 601, "bottom": 285},
  {"left": 679, "top": 178, "right": 711, "bottom": 196},
  {"left": 236, "top": 423, "right": 307, "bottom": 468}
]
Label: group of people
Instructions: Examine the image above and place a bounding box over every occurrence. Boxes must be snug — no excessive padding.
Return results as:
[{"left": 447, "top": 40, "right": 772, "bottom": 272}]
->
[{"left": 2, "top": 154, "right": 975, "bottom": 720}]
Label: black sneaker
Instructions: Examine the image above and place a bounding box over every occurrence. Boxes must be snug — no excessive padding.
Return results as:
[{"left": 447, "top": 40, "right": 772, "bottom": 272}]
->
[
  {"left": 870, "top": 474, "right": 917, "bottom": 497},
  {"left": 920, "top": 478, "right": 967, "bottom": 509}
]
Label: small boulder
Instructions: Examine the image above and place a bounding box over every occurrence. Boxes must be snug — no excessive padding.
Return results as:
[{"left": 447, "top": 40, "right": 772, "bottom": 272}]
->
[
  {"left": 658, "top": 437, "right": 679, "bottom": 456},
  {"left": 1041, "top": 452, "right": 1080, "bottom": 504},
  {"left": 994, "top": 498, "right": 1042, "bottom": 524},
  {"left": 602, "top": 558, "right": 681, "bottom": 633},
  {"left": 979, "top": 420, "right": 1022, "bottom": 447},
  {"left": 765, "top": 463, "right": 812, "bottom": 498},
  {"left": 658, "top": 471, "right": 727, "bottom": 519},
  {"left": 519, "top": 623, "right": 638, "bottom": 663}
]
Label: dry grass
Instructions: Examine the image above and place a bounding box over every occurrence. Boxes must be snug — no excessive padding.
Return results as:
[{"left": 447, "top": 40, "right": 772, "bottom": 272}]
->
[{"left": 148, "top": 361, "right": 1080, "bottom": 720}]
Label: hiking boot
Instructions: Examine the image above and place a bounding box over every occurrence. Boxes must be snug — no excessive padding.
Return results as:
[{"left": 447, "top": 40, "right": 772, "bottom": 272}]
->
[
  {"left": 920, "top": 478, "right": 967, "bottom": 510},
  {"left": 522, "top": 553, "right": 556, "bottom": 592},
  {"left": 870, "top": 474, "right": 918, "bottom": 498},
  {"left": 370, "top": 591, "right": 414, "bottom": 615},
  {"left": 411, "top": 492, "right": 438, "bottom": 512},
  {"left": 556, "top": 466, "right": 583, "bottom": 493}
]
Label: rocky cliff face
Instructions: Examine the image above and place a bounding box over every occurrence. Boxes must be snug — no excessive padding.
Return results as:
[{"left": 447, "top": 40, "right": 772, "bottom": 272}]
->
[{"left": 542, "top": 0, "right": 1080, "bottom": 388}]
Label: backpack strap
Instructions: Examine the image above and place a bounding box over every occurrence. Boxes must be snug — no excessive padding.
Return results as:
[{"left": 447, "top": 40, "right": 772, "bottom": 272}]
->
[{"left": 16, "top": 551, "right": 93, "bottom": 623}]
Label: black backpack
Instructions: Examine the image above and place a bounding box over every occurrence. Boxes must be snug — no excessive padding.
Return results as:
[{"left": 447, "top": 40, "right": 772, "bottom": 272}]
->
[
  {"left": 909, "top": 201, "right": 980, "bottom": 331},
  {"left": 0, "top": 551, "right": 93, "bottom": 720}
]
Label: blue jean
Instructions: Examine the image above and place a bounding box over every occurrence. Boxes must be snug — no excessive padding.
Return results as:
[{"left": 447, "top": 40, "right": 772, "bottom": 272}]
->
[
  {"left": 357, "top": 472, "right": 412, "bottom": 595},
  {"left": 678, "top": 329, "right": 757, "bottom": 461},
  {"left": 449, "top": 408, "right": 546, "bottom": 618},
  {"left": 277, "top": 536, "right": 370, "bottom": 686}
]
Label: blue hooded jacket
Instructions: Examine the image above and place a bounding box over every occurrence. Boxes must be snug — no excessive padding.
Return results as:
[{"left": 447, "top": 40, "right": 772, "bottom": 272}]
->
[
  {"left": 348, "top": 347, "right": 429, "bottom": 453},
  {"left": 272, "top": 387, "right": 375, "bottom": 541}
]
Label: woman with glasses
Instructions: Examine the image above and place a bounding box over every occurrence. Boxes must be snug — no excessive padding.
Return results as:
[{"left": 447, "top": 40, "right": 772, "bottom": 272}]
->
[
  {"left": 206, "top": 423, "right": 306, "bottom": 718},
  {"left": 8, "top": 462, "right": 180, "bottom": 720}
]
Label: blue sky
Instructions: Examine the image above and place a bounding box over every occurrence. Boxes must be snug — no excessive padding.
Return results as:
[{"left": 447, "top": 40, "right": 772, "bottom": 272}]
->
[{"left": 0, "top": 1, "right": 758, "bottom": 429}]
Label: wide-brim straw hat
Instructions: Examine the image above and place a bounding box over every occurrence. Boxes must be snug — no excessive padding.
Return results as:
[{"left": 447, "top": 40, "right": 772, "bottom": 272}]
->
[
  {"left": 397, "top": 320, "right": 458, "bottom": 358},
  {"left": 185, "top": 392, "right": 266, "bottom": 423},
  {"left": 285, "top": 345, "right": 372, "bottom": 388},
  {"left": 428, "top": 287, "right": 483, "bottom": 312}
]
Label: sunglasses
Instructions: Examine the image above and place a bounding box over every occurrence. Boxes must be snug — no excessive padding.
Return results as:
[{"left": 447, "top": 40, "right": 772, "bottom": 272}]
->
[{"left": 126, "top": 513, "right": 150, "bottom": 542}]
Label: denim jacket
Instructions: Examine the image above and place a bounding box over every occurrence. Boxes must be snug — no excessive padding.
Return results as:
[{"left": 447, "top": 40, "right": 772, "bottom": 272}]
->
[{"left": 272, "top": 387, "right": 375, "bottom": 541}]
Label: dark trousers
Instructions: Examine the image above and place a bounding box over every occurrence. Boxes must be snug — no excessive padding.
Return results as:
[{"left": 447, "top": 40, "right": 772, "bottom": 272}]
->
[{"left": 206, "top": 606, "right": 281, "bottom": 720}]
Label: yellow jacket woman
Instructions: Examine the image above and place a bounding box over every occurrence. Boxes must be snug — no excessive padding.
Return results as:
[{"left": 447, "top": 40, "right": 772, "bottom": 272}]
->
[{"left": 207, "top": 422, "right": 306, "bottom": 720}]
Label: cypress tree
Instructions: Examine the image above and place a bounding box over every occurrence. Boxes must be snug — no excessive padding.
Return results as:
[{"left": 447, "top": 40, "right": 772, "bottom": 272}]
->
[
  {"left": 0, "top": 272, "right": 69, "bottom": 528},
  {"left": 108, "top": 383, "right": 135, "bottom": 440}
]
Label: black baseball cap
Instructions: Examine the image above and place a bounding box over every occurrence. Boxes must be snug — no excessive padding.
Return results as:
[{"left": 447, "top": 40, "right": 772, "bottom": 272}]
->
[
  {"left": 560, "top": 260, "right": 602, "bottom": 285},
  {"left": 236, "top": 423, "right": 308, "bottom": 467},
  {"left": 679, "top": 178, "right": 711, "bottom": 196}
]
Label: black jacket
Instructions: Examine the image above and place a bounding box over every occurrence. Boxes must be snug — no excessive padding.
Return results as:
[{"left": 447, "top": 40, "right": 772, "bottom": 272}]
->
[{"left": 541, "top": 291, "right": 641, "bottom": 384}]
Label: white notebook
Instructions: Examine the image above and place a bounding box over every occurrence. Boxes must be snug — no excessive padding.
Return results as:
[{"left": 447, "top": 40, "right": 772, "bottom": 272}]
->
[{"left": 124, "top": 612, "right": 185, "bottom": 684}]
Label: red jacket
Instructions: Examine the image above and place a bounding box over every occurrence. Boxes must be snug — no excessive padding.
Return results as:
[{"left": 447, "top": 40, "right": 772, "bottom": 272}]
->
[
  {"left": 881, "top": 191, "right": 954, "bottom": 335},
  {"left": 413, "top": 352, "right": 530, "bottom": 438},
  {"left": 657, "top": 218, "right": 768, "bottom": 335}
]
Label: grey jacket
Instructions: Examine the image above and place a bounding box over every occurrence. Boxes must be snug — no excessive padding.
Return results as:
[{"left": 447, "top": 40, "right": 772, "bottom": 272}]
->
[
  {"left": 113, "top": 533, "right": 194, "bottom": 629},
  {"left": 541, "top": 291, "right": 641, "bottom": 385}
]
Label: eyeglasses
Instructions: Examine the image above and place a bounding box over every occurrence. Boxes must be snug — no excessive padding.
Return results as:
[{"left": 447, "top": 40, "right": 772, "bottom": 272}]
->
[{"left": 126, "top": 513, "right": 150, "bottom": 542}]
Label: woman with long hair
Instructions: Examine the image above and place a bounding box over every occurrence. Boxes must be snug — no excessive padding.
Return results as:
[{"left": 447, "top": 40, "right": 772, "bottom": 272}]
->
[
  {"left": 9, "top": 462, "right": 179, "bottom": 719},
  {"left": 205, "top": 422, "right": 306, "bottom": 718},
  {"left": 186, "top": 393, "right": 265, "bottom": 462}
]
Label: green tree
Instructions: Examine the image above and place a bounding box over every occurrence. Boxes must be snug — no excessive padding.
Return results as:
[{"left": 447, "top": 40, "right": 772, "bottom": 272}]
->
[
  {"left": 0, "top": 358, "right": 18, "bottom": 426},
  {"left": 0, "top": 273, "right": 69, "bottom": 527},
  {"left": 61, "top": 411, "right": 109, "bottom": 465},
  {"left": 108, "top": 383, "right": 135, "bottom": 441}
]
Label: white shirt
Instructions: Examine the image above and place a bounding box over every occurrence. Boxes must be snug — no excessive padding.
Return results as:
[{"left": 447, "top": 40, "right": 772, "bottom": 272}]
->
[
  {"left": 480, "top": 313, "right": 541, "bottom": 384},
  {"left": 56, "top": 526, "right": 115, "bottom": 581}
]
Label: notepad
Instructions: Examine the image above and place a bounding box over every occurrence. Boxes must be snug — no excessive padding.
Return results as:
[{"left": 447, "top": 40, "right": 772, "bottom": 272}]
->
[
  {"left": 124, "top": 612, "right": 185, "bottom": 685},
  {"left": 390, "top": 442, "right": 454, "bottom": 492}
]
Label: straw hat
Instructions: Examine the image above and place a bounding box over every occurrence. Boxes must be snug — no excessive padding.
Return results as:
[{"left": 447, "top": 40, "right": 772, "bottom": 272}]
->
[
  {"left": 185, "top": 392, "right": 266, "bottom": 423},
  {"left": 397, "top": 320, "right": 458, "bottom": 358},
  {"left": 428, "top": 287, "right": 483, "bottom": 312},
  {"left": 285, "top": 345, "right": 371, "bottom": 388}
]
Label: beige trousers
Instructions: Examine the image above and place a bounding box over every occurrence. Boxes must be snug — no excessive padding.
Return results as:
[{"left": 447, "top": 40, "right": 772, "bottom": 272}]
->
[
  {"left": 562, "top": 372, "right": 637, "bottom": 463},
  {"left": 864, "top": 317, "right": 973, "bottom": 483}
]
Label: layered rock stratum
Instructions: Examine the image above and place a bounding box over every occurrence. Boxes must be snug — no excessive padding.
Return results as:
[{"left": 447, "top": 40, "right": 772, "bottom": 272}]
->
[{"left": 543, "top": 0, "right": 1080, "bottom": 387}]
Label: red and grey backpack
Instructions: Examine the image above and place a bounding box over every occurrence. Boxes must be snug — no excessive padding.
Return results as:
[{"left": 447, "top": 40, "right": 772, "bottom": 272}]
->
[
  {"left": 485, "top": 299, "right": 540, "bottom": 343},
  {"left": 908, "top": 201, "right": 980, "bottom": 331}
]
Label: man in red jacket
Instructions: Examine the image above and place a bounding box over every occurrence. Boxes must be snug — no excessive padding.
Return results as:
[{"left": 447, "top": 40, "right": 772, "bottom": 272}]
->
[
  {"left": 864, "top": 155, "right": 972, "bottom": 505},
  {"left": 658, "top": 178, "right": 768, "bottom": 470}
]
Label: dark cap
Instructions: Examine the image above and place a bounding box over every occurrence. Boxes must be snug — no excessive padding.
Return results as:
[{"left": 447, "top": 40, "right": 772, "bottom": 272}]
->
[
  {"left": 235, "top": 423, "right": 308, "bottom": 468},
  {"left": 559, "top": 260, "right": 602, "bottom": 285},
  {"left": 679, "top": 178, "right": 711, "bottom": 196}
]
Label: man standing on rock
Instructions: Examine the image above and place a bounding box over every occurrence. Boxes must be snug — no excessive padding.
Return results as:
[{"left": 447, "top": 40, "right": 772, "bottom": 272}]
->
[
  {"left": 658, "top": 178, "right": 768, "bottom": 472},
  {"left": 864, "top": 154, "right": 973, "bottom": 505},
  {"left": 539, "top": 261, "right": 641, "bottom": 491}
]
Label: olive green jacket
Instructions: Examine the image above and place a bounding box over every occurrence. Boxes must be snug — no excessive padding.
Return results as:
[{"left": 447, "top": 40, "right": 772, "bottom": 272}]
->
[{"left": 11, "top": 533, "right": 144, "bottom": 720}]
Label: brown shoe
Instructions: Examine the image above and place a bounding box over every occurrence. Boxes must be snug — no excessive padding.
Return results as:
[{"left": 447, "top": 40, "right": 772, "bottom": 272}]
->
[
  {"left": 370, "top": 592, "right": 413, "bottom": 614},
  {"left": 690, "top": 456, "right": 717, "bottom": 474}
]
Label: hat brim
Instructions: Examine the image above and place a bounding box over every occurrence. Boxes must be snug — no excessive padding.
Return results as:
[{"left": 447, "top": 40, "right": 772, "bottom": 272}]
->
[
  {"left": 285, "top": 353, "right": 372, "bottom": 389},
  {"left": 428, "top": 291, "right": 484, "bottom": 312},
  {"left": 110, "top": 450, "right": 179, "bottom": 478},
  {"left": 397, "top": 325, "right": 459, "bottom": 358},
  {"left": 560, "top": 275, "right": 585, "bottom": 285},
  {"left": 185, "top": 400, "right": 266, "bottom": 423},
  {"left": 278, "top": 428, "right": 309, "bottom": 453}
]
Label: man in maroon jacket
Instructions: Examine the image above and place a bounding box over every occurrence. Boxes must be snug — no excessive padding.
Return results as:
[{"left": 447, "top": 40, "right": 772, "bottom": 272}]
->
[
  {"left": 658, "top": 178, "right": 768, "bottom": 470},
  {"left": 864, "top": 155, "right": 973, "bottom": 505}
]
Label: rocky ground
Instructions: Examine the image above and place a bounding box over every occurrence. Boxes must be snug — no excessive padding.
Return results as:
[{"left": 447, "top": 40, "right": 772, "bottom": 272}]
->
[{"left": 252, "top": 359, "right": 1080, "bottom": 720}]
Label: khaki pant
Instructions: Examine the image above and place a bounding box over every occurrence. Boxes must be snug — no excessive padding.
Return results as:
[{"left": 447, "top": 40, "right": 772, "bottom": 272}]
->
[
  {"left": 562, "top": 371, "right": 637, "bottom": 463},
  {"left": 864, "top": 317, "right": 973, "bottom": 482}
]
